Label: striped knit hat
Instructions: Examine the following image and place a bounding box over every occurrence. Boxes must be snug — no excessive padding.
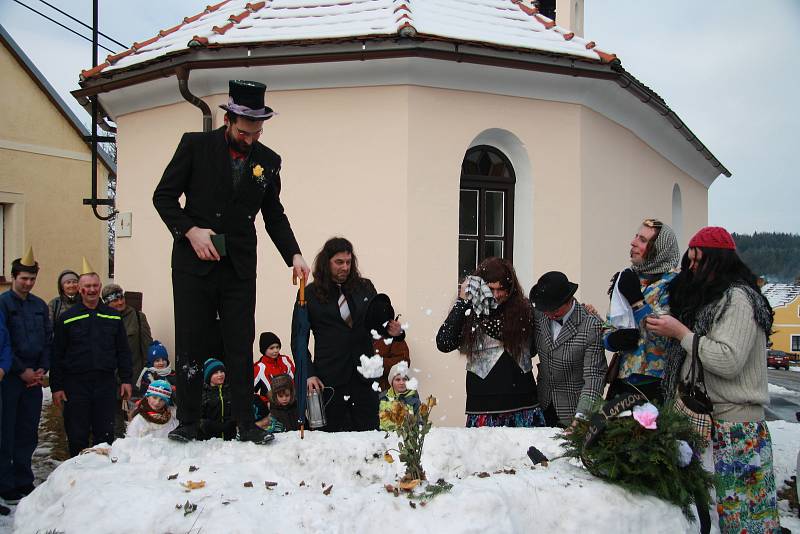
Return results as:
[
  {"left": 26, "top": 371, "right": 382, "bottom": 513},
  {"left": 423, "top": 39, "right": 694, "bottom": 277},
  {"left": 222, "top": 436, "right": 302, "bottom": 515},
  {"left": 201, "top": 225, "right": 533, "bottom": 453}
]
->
[
  {"left": 204, "top": 358, "right": 226, "bottom": 384},
  {"left": 145, "top": 380, "right": 172, "bottom": 404}
]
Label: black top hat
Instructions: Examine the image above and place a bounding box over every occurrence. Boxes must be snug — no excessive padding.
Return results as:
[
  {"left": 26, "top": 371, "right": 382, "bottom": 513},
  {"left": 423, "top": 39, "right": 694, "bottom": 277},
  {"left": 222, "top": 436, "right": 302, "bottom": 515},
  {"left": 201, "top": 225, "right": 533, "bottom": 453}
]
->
[
  {"left": 365, "top": 293, "right": 395, "bottom": 337},
  {"left": 219, "top": 80, "right": 275, "bottom": 120},
  {"left": 529, "top": 271, "right": 578, "bottom": 312}
]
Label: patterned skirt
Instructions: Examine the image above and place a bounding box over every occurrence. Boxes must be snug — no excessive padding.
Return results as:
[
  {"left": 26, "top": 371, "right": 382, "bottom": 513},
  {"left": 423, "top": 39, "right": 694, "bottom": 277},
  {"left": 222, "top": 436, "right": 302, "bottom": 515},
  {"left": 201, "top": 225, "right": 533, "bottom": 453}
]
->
[
  {"left": 712, "top": 419, "right": 781, "bottom": 533},
  {"left": 466, "top": 407, "right": 545, "bottom": 428}
]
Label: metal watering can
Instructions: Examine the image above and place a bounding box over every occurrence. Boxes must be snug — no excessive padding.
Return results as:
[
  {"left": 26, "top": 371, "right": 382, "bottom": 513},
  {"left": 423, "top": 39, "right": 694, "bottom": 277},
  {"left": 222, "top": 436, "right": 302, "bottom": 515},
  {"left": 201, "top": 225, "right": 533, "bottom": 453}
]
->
[{"left": 306, "top": 387, "right": 334, "bottom": 429}]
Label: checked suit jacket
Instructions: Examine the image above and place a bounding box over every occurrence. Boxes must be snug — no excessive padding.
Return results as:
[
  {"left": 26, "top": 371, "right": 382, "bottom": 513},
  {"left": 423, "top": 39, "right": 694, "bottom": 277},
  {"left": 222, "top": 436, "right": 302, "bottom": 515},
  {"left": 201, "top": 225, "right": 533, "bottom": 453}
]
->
[{"left": 532, "top": 301, "right": 607, "bottom": 425}]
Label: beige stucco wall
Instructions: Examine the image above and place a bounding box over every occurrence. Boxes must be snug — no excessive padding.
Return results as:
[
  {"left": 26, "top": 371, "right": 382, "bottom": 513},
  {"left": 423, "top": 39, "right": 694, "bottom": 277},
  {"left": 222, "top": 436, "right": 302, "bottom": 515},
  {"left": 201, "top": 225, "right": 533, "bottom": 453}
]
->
[
  {"left": 579, "top": 106, "right": 708, "bottom": 313},
  {"left": 0, "top": 42, "right": 110, "bottom": 298},
  {"left": 113, "top": 83, "right": 709, "bottom": 425}
]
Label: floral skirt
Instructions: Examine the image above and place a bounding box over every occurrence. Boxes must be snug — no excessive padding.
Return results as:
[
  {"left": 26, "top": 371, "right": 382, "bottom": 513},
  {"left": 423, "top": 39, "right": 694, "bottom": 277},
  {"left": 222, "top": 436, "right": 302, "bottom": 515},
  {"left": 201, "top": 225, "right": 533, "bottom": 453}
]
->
[
  {"left": 712, "top": 419, "right": 780, "bottom": 533},
  {"left": 466, "top": 407, "right": 545, "bottom": 428}
]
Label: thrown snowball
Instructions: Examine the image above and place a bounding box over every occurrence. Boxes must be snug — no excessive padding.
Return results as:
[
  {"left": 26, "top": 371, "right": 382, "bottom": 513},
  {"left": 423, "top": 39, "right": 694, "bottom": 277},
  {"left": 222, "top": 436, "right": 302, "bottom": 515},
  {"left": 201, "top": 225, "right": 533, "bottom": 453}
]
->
[{"left": 356, "top": 354, "right": 384, "bottom": 379}]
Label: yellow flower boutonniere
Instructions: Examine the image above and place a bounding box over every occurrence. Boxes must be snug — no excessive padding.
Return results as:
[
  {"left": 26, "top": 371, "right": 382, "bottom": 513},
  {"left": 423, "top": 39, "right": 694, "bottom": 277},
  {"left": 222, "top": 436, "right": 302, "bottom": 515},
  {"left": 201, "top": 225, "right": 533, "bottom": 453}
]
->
[{"left": 252, "top": 164, "right": 267, "bottom": 186}]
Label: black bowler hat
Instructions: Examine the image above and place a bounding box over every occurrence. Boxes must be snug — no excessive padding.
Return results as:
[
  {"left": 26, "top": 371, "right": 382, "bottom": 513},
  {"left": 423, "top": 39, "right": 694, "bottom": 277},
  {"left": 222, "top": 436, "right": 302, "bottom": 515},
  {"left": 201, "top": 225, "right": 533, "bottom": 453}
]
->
[
  {"left": 365, "top": 293, "right": 395, "bottom": 337},
  {"left": 529, "top": 271, "right": 578, "bottom": 312},
  {"left": 219, "top": 80, "right": 276, "bottom": 120}
]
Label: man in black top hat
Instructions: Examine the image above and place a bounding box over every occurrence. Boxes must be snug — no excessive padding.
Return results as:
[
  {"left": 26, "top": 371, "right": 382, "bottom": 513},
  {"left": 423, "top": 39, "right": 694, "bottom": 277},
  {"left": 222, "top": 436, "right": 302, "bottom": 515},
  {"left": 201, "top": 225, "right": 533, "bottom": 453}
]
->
[
  {"left": 529, "top": 271, "right": 606, "bottom": 428},
  {"left": 154, "top": 80, "right": 309, "bottom": 444}
]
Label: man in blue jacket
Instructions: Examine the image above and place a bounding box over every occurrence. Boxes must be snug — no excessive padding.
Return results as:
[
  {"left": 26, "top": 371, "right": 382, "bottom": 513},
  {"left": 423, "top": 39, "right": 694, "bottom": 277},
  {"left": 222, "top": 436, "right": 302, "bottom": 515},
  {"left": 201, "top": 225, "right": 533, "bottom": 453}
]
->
[
  {"left": 50, "top": 268, "right": 132, "bottom": 457},
  {"left": 0, "top": 309, "right": 11, "bottom": 514},
  {"left": 0, "top": 251, "right": 51, "bottom": 505}
]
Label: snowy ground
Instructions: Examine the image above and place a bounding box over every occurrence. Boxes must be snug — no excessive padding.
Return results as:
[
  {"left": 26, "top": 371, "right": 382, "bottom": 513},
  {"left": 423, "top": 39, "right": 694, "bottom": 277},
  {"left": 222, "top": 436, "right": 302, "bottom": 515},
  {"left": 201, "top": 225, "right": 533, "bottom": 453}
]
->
[{"left": 6, "top": 413, "right": 799, "bottom": 533}]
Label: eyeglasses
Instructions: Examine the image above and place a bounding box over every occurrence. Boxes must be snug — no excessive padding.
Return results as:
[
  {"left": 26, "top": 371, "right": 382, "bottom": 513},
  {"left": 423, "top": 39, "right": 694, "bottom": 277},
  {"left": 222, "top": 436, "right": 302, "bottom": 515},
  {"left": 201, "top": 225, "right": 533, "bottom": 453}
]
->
[
  {"left": 642, "top": 218, "right": 663, "bottom": 229},
  {"left": 232, "top": 125, "right": 263, "bottom": 140}
]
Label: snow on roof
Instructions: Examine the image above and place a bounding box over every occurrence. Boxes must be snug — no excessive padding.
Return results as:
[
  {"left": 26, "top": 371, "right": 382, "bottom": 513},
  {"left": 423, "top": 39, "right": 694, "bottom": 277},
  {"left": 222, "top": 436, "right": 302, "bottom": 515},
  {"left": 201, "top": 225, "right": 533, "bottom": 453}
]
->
[
  {"left": 81, "top": 0, "right": 615, "bottom": 79},
  {"left": 762, "top": 283, "right": 800, "bottom": 308}
]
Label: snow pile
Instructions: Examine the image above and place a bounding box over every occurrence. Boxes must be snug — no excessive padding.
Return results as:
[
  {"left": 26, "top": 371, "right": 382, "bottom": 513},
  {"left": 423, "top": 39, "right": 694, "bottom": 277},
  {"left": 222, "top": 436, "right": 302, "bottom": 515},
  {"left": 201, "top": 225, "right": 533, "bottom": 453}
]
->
[
  {"left": 13, "top": 427, "right": 731, "bottom": 533},
  {"left": 769, "top": 383, "right": 800, "bottom": 398}
]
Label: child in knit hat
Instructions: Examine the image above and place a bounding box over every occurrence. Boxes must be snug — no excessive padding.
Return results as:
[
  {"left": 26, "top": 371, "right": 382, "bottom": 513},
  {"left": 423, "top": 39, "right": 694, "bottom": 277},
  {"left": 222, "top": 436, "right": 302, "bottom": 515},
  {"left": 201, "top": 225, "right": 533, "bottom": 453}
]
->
[
  {"left": 261, "top": 374, "right": 300, "bottom": 433},
  {"left": 199, "top": 358, "right": 236, "bottom": 440},
  {"left": 378, "top": 362, "right": 420, "bottom": 432},
  {"left": 126, "top": 380, "right": 178, "bottom": 438},
  {"left": 253, "top": 332, "right": 295, "bottom": 406},
  {"left": 135, "top": 340, "right": 177, "bottom": 398}
]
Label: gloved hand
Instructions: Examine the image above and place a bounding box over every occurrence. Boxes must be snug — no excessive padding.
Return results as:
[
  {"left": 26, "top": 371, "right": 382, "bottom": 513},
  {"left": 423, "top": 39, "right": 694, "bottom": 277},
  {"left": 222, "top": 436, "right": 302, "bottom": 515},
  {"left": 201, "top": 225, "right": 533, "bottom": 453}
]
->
[
  {"left": 267, "top": 418, "right": 285, "bottom": 433},
  {"left": 617, "top": 269, "right": 645, "bottom": 306},
  {"left": 604, "top": 328, "right": 640, "bottom": 351}
]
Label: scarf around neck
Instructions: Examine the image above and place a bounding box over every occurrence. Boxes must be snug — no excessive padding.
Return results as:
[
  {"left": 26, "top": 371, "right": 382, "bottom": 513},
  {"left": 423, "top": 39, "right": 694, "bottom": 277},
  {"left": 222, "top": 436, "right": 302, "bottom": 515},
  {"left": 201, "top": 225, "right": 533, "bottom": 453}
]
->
[{"left": 134, "top": 401, "right": 172, "bottom": 425}]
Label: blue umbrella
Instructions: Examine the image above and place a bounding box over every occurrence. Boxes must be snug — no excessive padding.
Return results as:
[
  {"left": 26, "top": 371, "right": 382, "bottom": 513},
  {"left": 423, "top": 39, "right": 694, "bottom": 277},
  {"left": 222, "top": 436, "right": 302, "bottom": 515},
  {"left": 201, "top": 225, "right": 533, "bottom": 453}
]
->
[{"left": 291, "top": 275, "right": 310, "bottom": 438}]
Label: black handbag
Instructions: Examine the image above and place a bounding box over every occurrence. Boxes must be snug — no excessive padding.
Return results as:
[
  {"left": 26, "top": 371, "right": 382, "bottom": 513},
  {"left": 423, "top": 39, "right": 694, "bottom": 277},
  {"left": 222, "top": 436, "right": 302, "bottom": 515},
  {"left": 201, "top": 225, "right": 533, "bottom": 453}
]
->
[{"left": 675, "top": 334, "right": 713, "bottom": 442}]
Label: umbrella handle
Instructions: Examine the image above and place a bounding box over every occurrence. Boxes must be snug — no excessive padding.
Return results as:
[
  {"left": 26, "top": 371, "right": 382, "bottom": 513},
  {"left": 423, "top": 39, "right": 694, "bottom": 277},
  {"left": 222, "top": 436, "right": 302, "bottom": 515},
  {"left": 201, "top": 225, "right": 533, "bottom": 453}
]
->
[{"left": 292, "top": 274, "right": 306, "bottom": 306}]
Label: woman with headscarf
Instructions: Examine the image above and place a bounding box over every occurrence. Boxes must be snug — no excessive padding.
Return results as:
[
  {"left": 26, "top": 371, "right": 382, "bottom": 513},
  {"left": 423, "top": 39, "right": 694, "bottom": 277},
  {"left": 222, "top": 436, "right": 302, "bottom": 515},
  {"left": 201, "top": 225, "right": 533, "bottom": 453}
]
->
[
  {"left": 647, "top": 226, "right": 780, "bottom": 533},
  {"left": 47, "top": 270, "right": 79, "bottom": 325},
  {"left": 603, "top": 218, "right": 681, "bottom": 403},
  {"left": 436, "top": 257, "right": 543, "bottom": 427}
]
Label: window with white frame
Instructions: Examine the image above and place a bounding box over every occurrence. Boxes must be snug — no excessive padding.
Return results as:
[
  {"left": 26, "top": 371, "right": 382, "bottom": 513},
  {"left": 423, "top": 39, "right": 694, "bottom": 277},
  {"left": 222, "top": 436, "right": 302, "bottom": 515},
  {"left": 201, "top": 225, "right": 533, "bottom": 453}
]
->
[
  {"left": 457, "top": 146, "right": 515, "bottom": 281},
  {"left": 792, "top": 335, "right": 800, "bottom": 352}
]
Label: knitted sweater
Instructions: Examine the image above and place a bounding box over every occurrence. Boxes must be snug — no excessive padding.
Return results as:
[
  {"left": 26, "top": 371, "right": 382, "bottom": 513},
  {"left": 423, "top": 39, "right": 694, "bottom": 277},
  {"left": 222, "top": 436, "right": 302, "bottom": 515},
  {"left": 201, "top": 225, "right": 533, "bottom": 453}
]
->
[{"left": 679, "top": 287, "right": 768, "bottom": 423}]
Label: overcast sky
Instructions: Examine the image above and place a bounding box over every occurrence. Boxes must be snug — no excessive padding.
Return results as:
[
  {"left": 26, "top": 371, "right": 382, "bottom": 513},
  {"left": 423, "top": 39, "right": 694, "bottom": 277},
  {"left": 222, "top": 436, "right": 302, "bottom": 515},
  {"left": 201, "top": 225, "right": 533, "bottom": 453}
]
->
[{"left": 1, "top": 0, "right": 797, "bottom": 234}]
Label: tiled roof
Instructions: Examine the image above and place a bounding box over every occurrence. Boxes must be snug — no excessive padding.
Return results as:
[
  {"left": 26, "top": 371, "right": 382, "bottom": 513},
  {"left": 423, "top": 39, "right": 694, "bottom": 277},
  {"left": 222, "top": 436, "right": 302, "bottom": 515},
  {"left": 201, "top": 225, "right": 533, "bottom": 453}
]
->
[
  {"left": 81, "top": 0, "right": 615, "bottom": 79},
  {"left": 762, "top": 283, "right": 800, "bottom": 309}
]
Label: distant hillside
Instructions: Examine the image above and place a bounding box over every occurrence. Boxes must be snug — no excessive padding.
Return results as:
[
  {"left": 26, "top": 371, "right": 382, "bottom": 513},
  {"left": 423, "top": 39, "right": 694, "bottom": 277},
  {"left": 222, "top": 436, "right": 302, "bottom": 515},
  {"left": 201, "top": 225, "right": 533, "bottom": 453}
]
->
[{"left": 732, "top": 232, "right": 800, "bottom": 283}]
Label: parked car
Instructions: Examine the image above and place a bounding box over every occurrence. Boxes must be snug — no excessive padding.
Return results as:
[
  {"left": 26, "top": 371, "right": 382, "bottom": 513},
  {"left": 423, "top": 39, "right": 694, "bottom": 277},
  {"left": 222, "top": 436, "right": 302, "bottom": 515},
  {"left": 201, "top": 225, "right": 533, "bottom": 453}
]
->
[{"left": 767, "top": 350, "right": 791, "bottom": 370}]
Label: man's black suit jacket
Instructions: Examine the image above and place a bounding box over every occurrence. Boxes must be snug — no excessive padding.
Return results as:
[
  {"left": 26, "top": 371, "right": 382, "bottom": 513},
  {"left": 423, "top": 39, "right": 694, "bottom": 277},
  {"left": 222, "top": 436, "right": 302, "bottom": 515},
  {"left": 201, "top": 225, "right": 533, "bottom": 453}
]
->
[
  {"left": 153, "top": 126, "right": 300, "bottom": 280},
  {"left": 294, "top": 279, "right": 377, "bottom": 387}
]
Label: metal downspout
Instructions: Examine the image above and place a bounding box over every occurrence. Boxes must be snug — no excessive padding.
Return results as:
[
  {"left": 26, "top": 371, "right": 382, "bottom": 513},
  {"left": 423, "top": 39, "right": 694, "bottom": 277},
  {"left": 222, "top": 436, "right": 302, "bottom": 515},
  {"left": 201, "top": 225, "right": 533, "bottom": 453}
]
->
[
  {"left": 176, "top": 66, "right": 212, "bottom": 132},
  {"left": 83, "top": 0, "right": 114, "bottom": 221}
]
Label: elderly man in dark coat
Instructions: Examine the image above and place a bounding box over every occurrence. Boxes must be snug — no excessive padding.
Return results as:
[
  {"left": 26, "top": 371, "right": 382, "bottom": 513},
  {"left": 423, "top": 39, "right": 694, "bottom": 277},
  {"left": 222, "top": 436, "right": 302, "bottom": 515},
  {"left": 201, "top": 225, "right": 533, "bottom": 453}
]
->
[{"left": 154, "top": 80, "right": 309, "bottom": 444}]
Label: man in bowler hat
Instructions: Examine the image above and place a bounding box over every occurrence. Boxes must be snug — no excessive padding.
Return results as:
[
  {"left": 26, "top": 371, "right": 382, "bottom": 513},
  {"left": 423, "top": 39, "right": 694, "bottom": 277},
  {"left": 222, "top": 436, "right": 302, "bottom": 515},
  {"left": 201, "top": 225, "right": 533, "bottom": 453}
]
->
[
  {"left": 154, "top": 80, "right": 309, "bottom": 444},
  {"left": 529, "top": 271, "right": 606, "bottom": 427}
]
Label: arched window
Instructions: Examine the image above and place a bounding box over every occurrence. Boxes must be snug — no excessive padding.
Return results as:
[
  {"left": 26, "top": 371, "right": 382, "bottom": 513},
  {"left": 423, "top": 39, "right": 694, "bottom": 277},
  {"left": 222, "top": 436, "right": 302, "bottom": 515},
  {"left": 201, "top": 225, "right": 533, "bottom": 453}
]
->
[{"left": 458, "top": 146, "right": 516, "bottom": 280}]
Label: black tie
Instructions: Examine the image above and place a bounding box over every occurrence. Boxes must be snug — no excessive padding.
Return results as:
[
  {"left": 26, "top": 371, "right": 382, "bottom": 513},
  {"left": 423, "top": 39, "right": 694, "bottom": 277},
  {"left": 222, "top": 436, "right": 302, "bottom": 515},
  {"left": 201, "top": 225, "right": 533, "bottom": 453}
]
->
[{"left": 555, "top": 318, "right": 563, "bottom": 326}]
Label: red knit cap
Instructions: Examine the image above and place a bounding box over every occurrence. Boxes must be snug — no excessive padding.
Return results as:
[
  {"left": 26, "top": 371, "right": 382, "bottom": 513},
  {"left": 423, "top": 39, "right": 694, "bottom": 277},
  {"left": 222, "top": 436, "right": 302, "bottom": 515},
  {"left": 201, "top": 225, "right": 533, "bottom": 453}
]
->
[{"left": 688, "top": 226, "right": 736, "bottom": 250}]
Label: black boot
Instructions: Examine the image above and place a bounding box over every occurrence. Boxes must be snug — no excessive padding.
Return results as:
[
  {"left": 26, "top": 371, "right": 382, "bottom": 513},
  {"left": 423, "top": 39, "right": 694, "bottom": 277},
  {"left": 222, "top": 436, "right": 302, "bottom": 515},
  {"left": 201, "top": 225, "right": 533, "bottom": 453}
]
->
[
  {"left": 237, "top": 425, "right": 275, "bottom": 445},
  {"left": 168, "top": 422, "right": 199, "bottom": 443}
]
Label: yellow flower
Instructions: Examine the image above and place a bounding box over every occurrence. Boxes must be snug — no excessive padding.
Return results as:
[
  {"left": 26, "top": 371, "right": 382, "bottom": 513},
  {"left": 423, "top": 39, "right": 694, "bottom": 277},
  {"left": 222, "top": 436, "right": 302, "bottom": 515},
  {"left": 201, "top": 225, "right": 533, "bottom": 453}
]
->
[{"left": 253, "top": 164, "right": 264, "bottom": 177}]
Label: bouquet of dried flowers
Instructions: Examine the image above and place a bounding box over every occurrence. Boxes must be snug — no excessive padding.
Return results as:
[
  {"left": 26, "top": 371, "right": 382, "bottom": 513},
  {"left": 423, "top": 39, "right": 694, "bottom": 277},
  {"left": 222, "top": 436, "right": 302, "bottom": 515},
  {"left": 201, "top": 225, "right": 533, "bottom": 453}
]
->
[{"left": 382, "top": 395, "right": 437, "bottom": 486}]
